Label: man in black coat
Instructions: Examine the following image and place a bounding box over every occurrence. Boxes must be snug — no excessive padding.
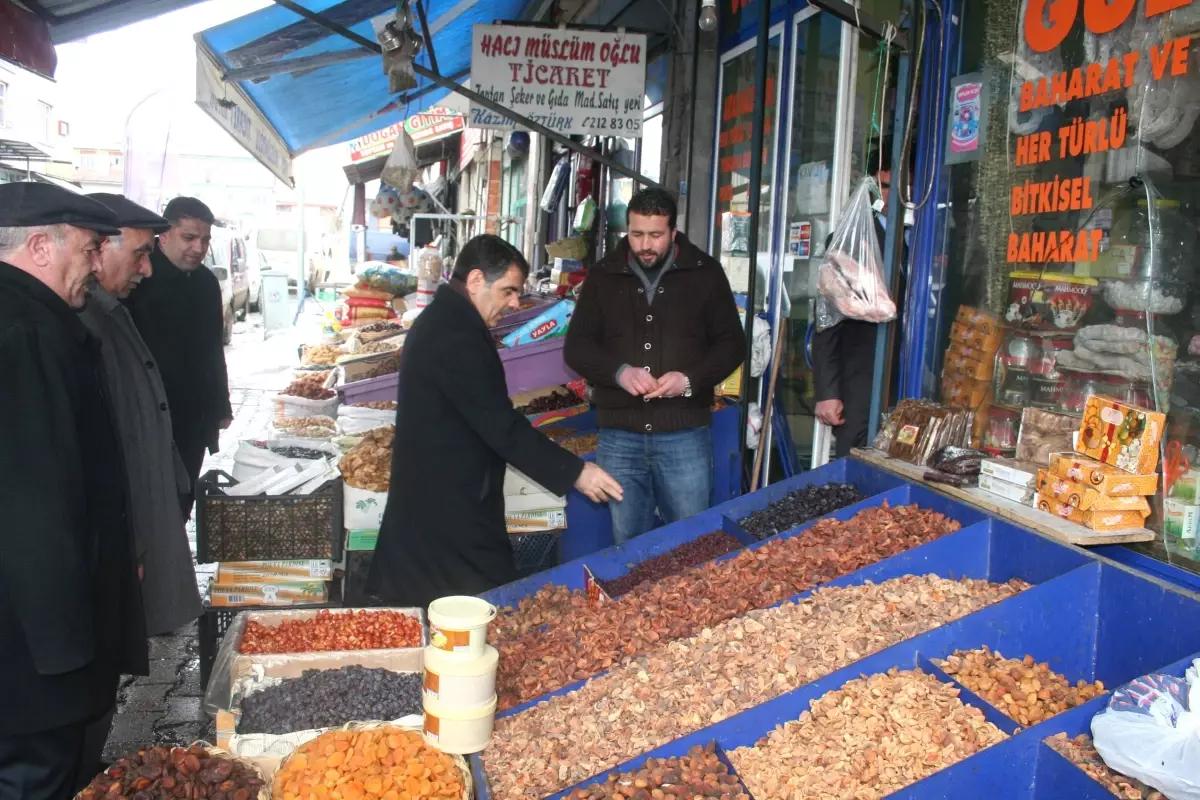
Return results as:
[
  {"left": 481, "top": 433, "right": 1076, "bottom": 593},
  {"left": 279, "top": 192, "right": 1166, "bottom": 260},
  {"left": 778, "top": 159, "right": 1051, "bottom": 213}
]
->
[
  {"left": 125, "top": 197, "right": 232, "bottom": 518},
  {"left": 367, "top": 235, "right": 622, "bottom": 608},
  {"left": 0, "top": 183, "right": 148, "bottom": 799}
]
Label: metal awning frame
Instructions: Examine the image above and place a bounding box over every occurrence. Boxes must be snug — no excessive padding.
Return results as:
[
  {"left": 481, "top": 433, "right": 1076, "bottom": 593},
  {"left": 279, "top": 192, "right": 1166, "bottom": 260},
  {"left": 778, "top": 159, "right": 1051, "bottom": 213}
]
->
[{"left": 269, "top": 0, "right": 664, "bottom": 189}]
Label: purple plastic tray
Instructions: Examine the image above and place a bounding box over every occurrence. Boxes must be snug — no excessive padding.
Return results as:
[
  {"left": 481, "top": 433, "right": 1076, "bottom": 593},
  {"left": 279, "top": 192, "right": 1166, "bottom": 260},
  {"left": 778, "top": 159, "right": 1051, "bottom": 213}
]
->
[{"left": 338, "top": 336, "right": 578, "bottom": 405}]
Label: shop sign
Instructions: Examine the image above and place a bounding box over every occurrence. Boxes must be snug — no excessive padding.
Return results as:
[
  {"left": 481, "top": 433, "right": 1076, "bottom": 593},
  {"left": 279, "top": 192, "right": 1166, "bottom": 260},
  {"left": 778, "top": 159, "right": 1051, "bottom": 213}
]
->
[
  {"left": 468, "top": 24, "right": 648, "bottom": 137},
  {"left": 347, "top": 123, "right": 403, "bottom": 163},
  {"left": 195, "top": 45, "right": 293, "bottom": 186},
  {"left": 405, "top": 108, "right": 465, "bottom": 145},
  {"left": 945, "top": 73, "right": 988, "bottom": 165}
]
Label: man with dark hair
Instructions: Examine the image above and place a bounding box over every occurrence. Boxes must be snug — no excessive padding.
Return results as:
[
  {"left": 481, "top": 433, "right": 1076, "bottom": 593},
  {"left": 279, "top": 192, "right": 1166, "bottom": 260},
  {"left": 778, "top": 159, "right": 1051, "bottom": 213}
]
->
[
  {"left": 368, "top": 234, "right": 622, "bottom": 607},
  {"left": 811, "top": 145, "right": 909, "bottom": 458},
  {"left": 126, "top": 196, "right": 232, "bottom": 518},
  {"left": 565, "top": 188, "right": 745, "bottom": 544},
  {"left": 0, "top": 183, "right": 147, "bottom": 798}
]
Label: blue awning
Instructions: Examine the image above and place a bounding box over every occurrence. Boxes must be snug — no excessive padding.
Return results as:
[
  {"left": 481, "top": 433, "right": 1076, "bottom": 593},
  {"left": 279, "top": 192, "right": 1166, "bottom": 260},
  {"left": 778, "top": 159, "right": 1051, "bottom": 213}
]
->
[{"left": 197, "top": 0, "right": 530, "bottom": 156}]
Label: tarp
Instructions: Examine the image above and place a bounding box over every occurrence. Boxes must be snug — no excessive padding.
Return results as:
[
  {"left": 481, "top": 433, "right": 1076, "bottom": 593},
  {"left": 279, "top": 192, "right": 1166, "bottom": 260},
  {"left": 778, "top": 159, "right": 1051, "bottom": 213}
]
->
[{"left": 196, "top": 0, "right": 529, "bottom": 159}]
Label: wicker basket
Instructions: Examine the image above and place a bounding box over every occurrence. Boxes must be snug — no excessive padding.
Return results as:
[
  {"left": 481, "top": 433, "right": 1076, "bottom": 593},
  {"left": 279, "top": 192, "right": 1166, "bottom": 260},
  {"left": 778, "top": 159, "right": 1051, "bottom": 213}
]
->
[
  {"left": 271, "top": 723, "right": 471, "bottom": 800},
  {"left": 76, "top": 743, "right": 270, "bottom": 800},
  {"left": 196, "top": 470, "right": 344, "bottom": 563}
]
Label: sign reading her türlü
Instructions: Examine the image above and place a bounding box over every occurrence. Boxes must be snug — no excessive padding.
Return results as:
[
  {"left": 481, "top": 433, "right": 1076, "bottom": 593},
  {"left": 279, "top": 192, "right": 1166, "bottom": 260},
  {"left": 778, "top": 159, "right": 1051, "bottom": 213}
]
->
[{"left": 469, "top": 24, "right": 648, "bottom": 137}]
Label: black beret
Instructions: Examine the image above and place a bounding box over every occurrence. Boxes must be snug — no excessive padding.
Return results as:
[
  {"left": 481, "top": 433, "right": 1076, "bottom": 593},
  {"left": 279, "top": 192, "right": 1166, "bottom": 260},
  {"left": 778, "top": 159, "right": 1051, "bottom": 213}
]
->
[
  {"left": 0, "top": 182, "right": 121, "bottom": 236},
  {"left": 87, "top": 193, "right": 170, "bottom": 233}
]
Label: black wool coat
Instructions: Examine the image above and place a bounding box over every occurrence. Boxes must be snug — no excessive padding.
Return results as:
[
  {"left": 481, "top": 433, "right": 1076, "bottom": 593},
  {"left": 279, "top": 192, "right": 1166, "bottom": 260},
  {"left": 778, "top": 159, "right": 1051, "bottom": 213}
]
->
[
  {"left": 0, "top": 263, "right": 148, "bottom": 736},
  {"left": 367, "top": 284, "right": 584, "bottom": 608}
]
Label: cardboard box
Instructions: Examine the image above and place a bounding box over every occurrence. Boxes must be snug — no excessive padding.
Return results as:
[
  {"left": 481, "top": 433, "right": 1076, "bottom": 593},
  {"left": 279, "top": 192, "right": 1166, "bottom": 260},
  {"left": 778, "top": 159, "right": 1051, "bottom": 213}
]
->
[
  {"left": 980, "top": 457, "right": 1040, "bottom": 488},
  {"left": 943, "top": 376, "right": 992, "bottom": 409},
  {"left": 209, "top": 582, "right": 330, "bottom": 607},
  {"left": 955, "top": 306, "right": 1004, "bottom": 336},
  {"left": 1165, "top": 498, "right": 1200, "bottom": 541},
  {"left": 506, "top": 507, "right": 566, "bottom": 533},
  {"left": 504, "top": 466, "right": 567, "bottom": 514},
  {"left": 345, "top": 529, "right": 379, "bottom": 551},
  {"left": 978, "top": 472, "right": 1036, "bottom": 504},
  {"left": 1036, "top": 494, "right": 1147, "bottom": 532},
  {"left": 944, "top": 347, "right": 995, "bottom": 380},
  {"left": 344, "top": 483, "right": 387, "bottom": 530},
  {"left": 1036, "top": 471, "right": 1152, "bottom": 514},
  {"left": 337, "top": 349, "right": 402, "bottom": 384},
  {"left": 1048, "top": 453, "right": 1158, "bottom": 496},
  {"left": 1076, "top": 395, "right": 1166, "bottom": 475},
  {"left": 216, "top": 560, "right": 334, "bottom": 584}
]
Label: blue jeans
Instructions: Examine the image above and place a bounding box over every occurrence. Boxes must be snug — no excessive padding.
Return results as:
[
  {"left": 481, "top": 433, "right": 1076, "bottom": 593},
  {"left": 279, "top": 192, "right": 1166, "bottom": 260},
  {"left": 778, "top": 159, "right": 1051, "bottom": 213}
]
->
[{"left": 597, "top": 427, "right": 713, "bottom": 545}]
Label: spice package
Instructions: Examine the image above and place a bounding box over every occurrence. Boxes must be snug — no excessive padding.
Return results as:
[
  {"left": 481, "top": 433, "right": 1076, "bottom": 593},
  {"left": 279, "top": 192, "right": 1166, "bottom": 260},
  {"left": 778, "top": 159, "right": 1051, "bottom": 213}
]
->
[
  {"left": 501, "top": 300, "right": 574, "bottom": 348},
  {"left": 216, "top": 560, "right": 335, "bottom": 584},
  {"left": 978, "top": 472, "right": 1037, "bottom": 505},
  {"left": 944, "top": 346, "right": 997, "bottom": 381},
  {"left": 1016, "top": 407, "right": 1079, "bottom": 464},
  {"left": 1036, "top": 471, "right": 1152, "bottom": 514},
  {"left": 980, "top": 458, "right": 1040, "bottom": 487},
  {"left": 1077, "top": 395, "right": 1166, "bottom": 474},
  {"left": 1048, "top": 453, "right": 1159, "bottom": 496},
  {"left": 885, "top": 400, "right": 972, "bottom": 466},
  {"left": 943, "top": 374, "right": 992, "bottom": 409},
  {"left": 209, "top": 581, "right": 330, "bottom": 607},
  {"left": 952, "top": 306, "right": 1006, "bottom": 352},
  {"left": 1036, "top": 494, "right": 1147, "bottom": 532}
]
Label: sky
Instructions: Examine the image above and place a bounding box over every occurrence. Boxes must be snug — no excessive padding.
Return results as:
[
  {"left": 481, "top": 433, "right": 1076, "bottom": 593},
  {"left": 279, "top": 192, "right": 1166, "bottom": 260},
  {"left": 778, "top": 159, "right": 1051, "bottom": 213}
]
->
[{"left": 54, "top": 0, "right": 349, "bottom": 205}]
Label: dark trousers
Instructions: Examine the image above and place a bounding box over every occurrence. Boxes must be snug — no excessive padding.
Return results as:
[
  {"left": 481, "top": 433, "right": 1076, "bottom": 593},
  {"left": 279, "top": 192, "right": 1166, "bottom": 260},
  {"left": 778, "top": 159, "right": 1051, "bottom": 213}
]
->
[
  {"left": 176, "top": 432, "right": 207, "bottom": 520},
  {"left": 0, "top": 723, "right": 86, "bottom": 800},
  {"left": 80, "top": 705, "right": 114, "bottom": 787}
]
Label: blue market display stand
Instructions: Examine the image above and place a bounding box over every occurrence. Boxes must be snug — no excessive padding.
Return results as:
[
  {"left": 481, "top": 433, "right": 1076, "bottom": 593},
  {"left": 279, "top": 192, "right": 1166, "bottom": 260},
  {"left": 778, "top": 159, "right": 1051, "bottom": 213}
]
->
[{"left": 474, "top": 456, "right": 1200, "bottom": 799}]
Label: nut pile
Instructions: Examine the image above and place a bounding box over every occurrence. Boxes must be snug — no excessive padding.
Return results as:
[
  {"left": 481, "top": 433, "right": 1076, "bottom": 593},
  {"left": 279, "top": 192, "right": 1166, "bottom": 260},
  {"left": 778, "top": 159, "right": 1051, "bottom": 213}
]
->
[
  {"left": 238, "top": 667, "right": 422, "bottom": 735},
  {"left": 274, "top": 416, "right": 337, "bottom": 433},
  {"left": 728, "top": 668, "right": 1009, "bottom": 799},
  {"left": 302, "top": 344, "right": 346, "bottom": 366},
  {"left": 570, "top": 743, "right": 750, "bottom": 799},
  {"left": 485, "top": 574, "right": 1027, "bottom": 797},
  {"left": 491, "top": 584, "right": 588, "bottom": 644},
  {"left": 341, "top": 426, "right": 394, "bottom": 492},
  {"left": 602, "top": 532, "right": 744, "bottom": 597},
  {"left": 738, "top": 483, "right": 866, "bottom": 539},
  {"left": 361, "top": 355, "right": 402, "bottom": 380},
  {"left": 560, "top": 433, "right": 600, "bottom": 456},
  {"left": 1045, "top": 733, "right": 1164, "bottom": 799},
  {"left": 517, "top": 388, "right": 583, "bottom": 415},
  {"left": 79, "top": 745, "right": 264, "bottom": 800},
  {"left": 496, "top": 503, "right": 961, "bottom": 709},
  {"left": 360, "top": 321, "right": 403, "bottom": 335},
  {"left": 281, "top": 379, "right": 336, "bottom": 400},
  {"left": 274, "top": 727, "right": 464, "bottom": 800},
  {"left": 936, "top": 647, "right": 1106, "bottom": 726},
  {"left": 292, "top": 370, "right": 333, "bottom": 388},
  {"left": 352, "top": 401, "right": 397, "bottom": 411},
  {"left": 357, "top": 339, "right": 403, "bottom": 355},
  {"left": 238, "top": 610, "right": 422, "bottom": 654}
]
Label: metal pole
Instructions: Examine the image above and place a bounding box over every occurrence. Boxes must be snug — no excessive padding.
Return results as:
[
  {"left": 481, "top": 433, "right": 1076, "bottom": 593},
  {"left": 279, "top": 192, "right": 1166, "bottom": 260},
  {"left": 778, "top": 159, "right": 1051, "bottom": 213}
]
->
[
  {"left": 413, "top": 0, "right": 439, "bottom": 75},
  {"left": 738, "top": 0, "right": 772, "bottom": 492}
]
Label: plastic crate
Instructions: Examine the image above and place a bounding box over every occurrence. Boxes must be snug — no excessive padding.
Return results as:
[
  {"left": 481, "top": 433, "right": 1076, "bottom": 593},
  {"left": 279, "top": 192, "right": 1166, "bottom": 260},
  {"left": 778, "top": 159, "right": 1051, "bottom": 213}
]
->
[
  {"left": 511, "top": 530, "right": 561, "bottom": 578},
  {"left": 196, "top": 470, "right": 344, "bottom": 564}
]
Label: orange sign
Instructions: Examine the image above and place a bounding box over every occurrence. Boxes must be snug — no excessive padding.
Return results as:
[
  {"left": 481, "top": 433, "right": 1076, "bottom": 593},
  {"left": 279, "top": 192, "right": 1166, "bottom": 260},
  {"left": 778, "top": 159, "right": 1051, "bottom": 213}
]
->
[{"left": 1023, "top": 0, "right": 1191, "bottom": 53}]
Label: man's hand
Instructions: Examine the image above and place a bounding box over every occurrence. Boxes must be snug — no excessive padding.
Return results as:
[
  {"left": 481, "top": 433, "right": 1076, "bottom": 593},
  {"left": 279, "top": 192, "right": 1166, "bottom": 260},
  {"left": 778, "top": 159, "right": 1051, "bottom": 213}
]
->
[
  {"left": 218, "top": 418, "right": 233, "bottom": 430},
  {"left": 645, "top": 371, "right": 689, "bottom": 399},
  {"left": 574, "top": 463, "right": 624, "bottom": 504},
  {"left": 617, "top": 367, "right": 658, "bottom": 397},
  {"left": 815, "top": 399, "right": 845, "bottom": 427}
]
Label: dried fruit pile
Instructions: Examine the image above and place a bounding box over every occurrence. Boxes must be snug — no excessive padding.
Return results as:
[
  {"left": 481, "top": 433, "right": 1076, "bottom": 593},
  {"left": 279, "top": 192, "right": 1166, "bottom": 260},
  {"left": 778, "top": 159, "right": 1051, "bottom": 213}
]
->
[
  {"left": 570, "top": 743, "right": 750, "bottom": 799},
  {"left": 269, "top": 444, "right": 330, "bottom": 460},
  {"left": 1044, "top": 733, "right": 1164, "bottom": 799},
  {"left": 496, "top": 503, "right": 960, "bottom": 709},
  {"left": 238, "top": 610, "right": 423, "bottom": 654},
  {"left": 281, "top": 379, "right": 336, "bottom": 400},
  {"left": 340, "top": 426, "right": 395, "bottom": 492},
  {"left": 274, "top": 727, "right": 464, "bottom": 799},
  {"left": 538, "top": 425, "right": 577, "bottom": 442},
  {"left": 301, "top": 344, "right": 346, "bottom": 366},
  {"left": 517, "top": 388, "right": 583, "bottom": 414},
  {"left": 79, "top": 745, "right": 264, "bottom": 800},
  {"left": 559, "top": 433, "right": 600, "bottom": 457},
  {"left": 485, "top": 574, "right": 1027, "bottom": 797},
  {"left": 738, "top": 483, "right": 866, "bottom": 539},
  {"left": 238, "top": 667, "right": 422, "bottom": 735},
  {"left": 936, "top": 647, "right": 1106, "bottom": 726},
  {"left": 601, "top": 532, "right": 744, "bottom": 597},
  {"left": 352, "top": 401, "right": 397, "bottom": 411},
  {"left": 490, "top": 585, "right": 587, "bottom": 644},
  {"left": 728, "top": 668, "right": 1009, "bottom": 799}
]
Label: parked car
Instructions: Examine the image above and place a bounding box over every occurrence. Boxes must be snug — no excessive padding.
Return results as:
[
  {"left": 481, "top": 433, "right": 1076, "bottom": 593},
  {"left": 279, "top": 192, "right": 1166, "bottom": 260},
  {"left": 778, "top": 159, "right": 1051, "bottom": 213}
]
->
[{"left": 206, "top": 226, "right": 249, "bottom": 345}]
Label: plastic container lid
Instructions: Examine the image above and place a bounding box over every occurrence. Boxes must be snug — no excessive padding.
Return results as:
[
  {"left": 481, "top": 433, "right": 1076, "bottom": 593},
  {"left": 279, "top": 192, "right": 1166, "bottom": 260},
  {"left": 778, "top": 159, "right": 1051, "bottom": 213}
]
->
[
  {"left": 424, "top": 644, "right": 499, "bottom": 676},
  {"left": 428, "top": 596, "right": 497, "bottom": 628},
  {"left": 423, "top": 693, "right": 498, "bottom": 719}
]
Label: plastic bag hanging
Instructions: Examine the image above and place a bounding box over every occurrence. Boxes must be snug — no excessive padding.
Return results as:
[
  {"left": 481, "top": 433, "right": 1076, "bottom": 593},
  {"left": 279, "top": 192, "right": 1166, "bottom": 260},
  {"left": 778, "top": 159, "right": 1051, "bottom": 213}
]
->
[
  {"left": 814, "top": 176, "right": 896, "bottom": 332},
  {"left": 381, "top": 129, "right": 420, "bottom": 191}
]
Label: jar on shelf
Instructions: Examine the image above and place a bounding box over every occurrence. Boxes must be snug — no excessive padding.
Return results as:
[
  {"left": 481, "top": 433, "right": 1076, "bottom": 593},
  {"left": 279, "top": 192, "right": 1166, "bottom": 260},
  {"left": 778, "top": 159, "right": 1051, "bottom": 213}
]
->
[
  {"left": 1002, "top": 333, "right": 1038, "bottom": 371},
  {"left": 985, "top": 407, "right": 1020, "bottom": 451},
  {"left": 1030, "top": 336, "right": 1073, "bottom": 379},
  {"left": 1061, "top": 369, "right": 1107, "bottom": 414}
]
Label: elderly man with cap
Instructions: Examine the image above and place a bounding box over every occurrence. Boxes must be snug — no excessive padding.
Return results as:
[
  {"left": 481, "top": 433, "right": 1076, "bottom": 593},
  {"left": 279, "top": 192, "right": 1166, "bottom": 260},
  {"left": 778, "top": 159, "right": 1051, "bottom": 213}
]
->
[
  {"left": 0, "top": 183, "right": 147, "bottom": 799},
  {"left": 126, "top": 196, "right": 232, "bottom": 519}
]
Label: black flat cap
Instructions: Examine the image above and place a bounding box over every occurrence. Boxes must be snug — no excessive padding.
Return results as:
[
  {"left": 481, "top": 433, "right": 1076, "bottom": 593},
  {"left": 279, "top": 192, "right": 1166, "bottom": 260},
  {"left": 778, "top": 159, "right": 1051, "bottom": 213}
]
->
[
  {"left": 0, "top": 182, "right": 122, "bottom": 236},
  {"left": 87, "top": 193, "right": 170, "bottom": 233}
]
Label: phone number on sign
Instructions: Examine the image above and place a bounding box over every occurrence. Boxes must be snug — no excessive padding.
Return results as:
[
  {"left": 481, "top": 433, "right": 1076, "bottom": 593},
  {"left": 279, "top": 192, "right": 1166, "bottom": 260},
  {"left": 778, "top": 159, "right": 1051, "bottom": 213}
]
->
[{"left": 582, "top": 117, "right": 642, "bottom": 133}]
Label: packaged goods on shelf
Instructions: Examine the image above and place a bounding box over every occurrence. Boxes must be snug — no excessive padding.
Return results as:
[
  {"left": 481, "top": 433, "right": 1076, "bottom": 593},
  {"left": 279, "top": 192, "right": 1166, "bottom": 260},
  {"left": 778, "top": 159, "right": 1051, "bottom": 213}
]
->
[
  {"left": 346, "top": 528, "right": 379, "bottom": 551},
  {"left": 1006, "top": 271, "right": 1099, "bottom": 332},
  {"left": 1036, "top": 494, "right": 1148, "bottom": 531},
  {"left": 1036, "top": 471, "right": 1153, "bottom": 513},
  {"left": 216, "top": 559, "right": 335, "bottom": 583},
  {"left": 978, "top": 472, "right": 1036, "bottom": 505},
  {"left": 500, "top": 299, "right": 574, "bottom": 348},
  {"left": 209, "top": 581, "right": 329, "bottom": 608},
  {"left": 1048, "top": 452, "right": 1159, "bottom": 496},
  {"left": 505, "top": 507, "right": 566, "bottom": 533},
  {"left": 944, "top": 347, "right": 997, "bottom": 380},
  {"left": 1164, "top": 498, "right": 1200, "bottom": 544},
  {"left": 943, "top": 373, "right": 992, "bottom": 409},
  {"left": 1016, "top": 407, "right": 1079, "bottom": 464},
  {"left": 980, "top": 457, "right": 1040, "bottom": 487},
  {"left": 1076, "top": 394, "right": 1166, "bottom": 474},
  {"left": 875, "top": 399, "right": 973, "bottom": 465}
]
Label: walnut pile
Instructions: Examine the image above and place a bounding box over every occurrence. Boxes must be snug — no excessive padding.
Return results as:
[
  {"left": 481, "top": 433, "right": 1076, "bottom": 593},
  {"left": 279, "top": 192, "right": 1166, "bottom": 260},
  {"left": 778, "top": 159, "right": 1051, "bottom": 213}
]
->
[
  {"left": 301, "top": 344, "right": 345, "bottom": 366},
  {"left": 275, "top": 416, "right": 337, "bottom": 433},
  {"left": 339, "top": 425, "right": 394, "bottom": 492},
  {"left": 484, "top": 574, "right": 1028, "bottom": 798},
  {"left": 1045, "top": 733, "right": 1164, "bottom": 799},
  {"left": 496, "top": 503, "right": 962, "bottom": 710},
  {"left": 727, "top": 668, "right": 1009, "bottom": 799},
  {"left": 936, "top": 647, "right": 1105, "bottom": 727}
]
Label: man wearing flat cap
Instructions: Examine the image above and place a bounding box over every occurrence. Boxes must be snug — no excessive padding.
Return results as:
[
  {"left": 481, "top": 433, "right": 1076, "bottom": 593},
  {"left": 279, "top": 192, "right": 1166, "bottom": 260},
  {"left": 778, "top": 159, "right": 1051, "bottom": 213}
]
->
[
  {"left": 126, "top": 196, "right": 232, "bottom": 519},
  {"left": 0, "top": 183, "right": 147, "bottom": 798}
]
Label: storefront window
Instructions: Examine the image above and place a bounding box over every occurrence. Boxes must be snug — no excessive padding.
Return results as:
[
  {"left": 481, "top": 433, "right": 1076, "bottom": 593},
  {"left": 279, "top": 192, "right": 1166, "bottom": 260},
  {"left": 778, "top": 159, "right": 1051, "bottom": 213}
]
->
[{"left": 921, "top": 0, "right": 1200, "bottom": 573}]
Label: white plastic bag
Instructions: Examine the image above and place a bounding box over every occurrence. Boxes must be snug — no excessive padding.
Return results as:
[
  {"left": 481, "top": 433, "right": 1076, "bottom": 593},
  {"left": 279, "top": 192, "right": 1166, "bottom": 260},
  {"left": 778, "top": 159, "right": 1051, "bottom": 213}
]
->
[
  {"left": 814, "top": 177, "right": 895, "bottom": 332},
  {"left": 1091, "top": 658, "right": 1200, "bottom": 799}
]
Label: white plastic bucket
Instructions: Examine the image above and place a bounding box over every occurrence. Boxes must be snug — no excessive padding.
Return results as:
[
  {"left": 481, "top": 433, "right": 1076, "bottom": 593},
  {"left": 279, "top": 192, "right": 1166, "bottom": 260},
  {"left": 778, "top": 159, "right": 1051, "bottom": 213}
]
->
[
  {"left": 423, "top": 645, "right": 498, "bottom": 707},
  {"left": 427, "top": 596, "right": 497, "bottom": 659},
  {"left": 422, "top": 695, "right": 496, "bottom": 755}
]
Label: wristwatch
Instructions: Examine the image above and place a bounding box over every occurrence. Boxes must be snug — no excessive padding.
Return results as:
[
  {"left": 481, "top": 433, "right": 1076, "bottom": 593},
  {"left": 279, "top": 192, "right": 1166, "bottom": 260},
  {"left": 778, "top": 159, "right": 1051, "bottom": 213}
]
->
[{"left": 682, "top": 375, "right": 692, "bottom": 398}]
